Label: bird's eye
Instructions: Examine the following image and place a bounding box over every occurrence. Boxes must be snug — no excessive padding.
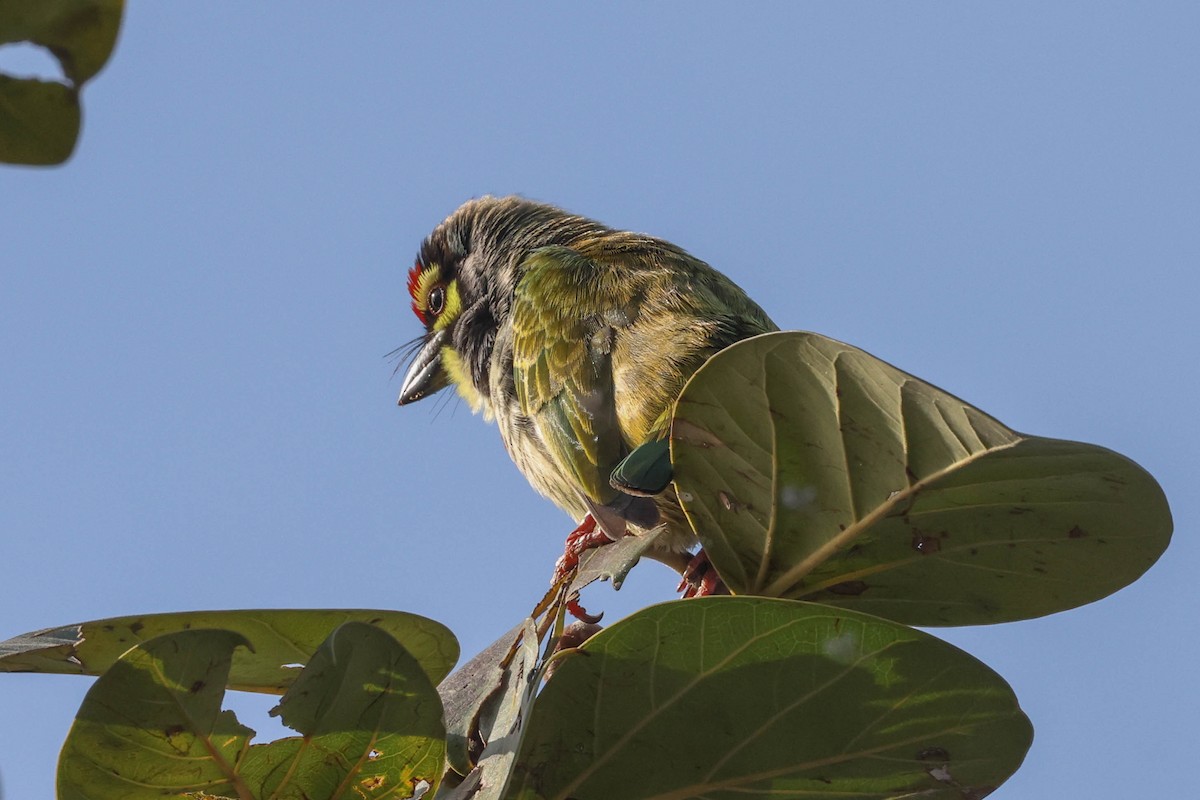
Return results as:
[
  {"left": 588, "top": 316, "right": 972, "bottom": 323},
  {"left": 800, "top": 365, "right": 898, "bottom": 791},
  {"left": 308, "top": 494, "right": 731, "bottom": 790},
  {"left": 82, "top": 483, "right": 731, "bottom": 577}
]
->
[{"left": 428, "top": 285, "right": 446, "bottom": 316}]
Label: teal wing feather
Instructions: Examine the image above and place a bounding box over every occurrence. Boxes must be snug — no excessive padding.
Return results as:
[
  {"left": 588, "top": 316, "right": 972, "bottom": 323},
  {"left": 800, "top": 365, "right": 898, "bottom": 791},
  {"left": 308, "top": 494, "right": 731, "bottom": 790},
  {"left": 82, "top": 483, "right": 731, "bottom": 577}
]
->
[{"left": 610, "top": 438, "right": 672, "bottom": 496}]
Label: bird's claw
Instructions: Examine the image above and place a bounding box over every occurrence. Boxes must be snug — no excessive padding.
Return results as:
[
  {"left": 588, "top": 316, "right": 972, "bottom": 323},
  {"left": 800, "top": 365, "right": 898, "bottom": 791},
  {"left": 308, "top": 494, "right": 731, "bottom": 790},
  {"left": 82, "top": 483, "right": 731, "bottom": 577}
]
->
[
  {"left": 677, "top": 548, "right": 726, "bottom": 598},
  {"left": 551, "top": 514, "right": 611, "bottom": 579},
  {"left": 552, "top": 514, "right": 618, "bottom": 622},
  {"left": 565, "top": 596, "right": 604, "bottom": 624}
]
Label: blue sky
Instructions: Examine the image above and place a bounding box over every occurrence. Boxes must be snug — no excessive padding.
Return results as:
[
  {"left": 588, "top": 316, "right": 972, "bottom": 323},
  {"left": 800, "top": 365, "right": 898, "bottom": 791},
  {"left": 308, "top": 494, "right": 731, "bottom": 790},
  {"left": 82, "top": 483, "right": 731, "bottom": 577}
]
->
[{"left": 2, "top": 4, "right": 1196, "bottom": 798}]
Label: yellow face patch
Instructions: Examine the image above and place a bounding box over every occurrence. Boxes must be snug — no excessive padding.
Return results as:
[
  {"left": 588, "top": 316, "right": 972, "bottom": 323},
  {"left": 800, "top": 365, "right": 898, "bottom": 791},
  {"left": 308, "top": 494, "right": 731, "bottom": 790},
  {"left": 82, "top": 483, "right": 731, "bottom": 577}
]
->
[
  {"left": 407, "top": 262, "right": 462, "bottom": 331},
  {"left": 432, "top": 280, "right": 462, "bottom": 331},
  {"left": 441, "top": 346, "right": 491, "bottom": 418}
]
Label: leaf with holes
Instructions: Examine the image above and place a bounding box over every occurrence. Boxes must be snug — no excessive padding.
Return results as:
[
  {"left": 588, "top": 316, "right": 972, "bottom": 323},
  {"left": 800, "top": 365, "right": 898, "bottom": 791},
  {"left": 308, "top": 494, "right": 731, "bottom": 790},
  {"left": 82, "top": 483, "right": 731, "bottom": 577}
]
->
[
  {"left": 670, "top": 331, "right": 1171, "bottom": 625},
  {"left": 56, "top": 628, "right": 255, "bottom": 800},
  {"left": 0, "top": 0, "right": 123, "bottom": 164},
  {"left": 504, "top": 597, "right": 1031, "bottom": 800},
  {"left": 243, "top": 621, "right": 447, "bottom": 799},
  {"left": 57, "top": 623, "right": 446, "bottom": 800}
]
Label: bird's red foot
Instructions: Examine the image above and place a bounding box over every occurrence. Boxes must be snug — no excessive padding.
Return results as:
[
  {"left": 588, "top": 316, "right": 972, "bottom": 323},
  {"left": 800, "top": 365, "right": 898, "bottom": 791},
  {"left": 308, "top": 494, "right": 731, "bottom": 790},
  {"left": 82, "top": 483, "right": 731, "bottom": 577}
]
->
[
  {"left": 552, "top": 514, "right": 616, "bottom": 579},
  {"left": 677, "top": 548, "right": 726, "bottom": 598},
  {"left": 552, "top": 514, "right": 617, "bottom": 623}
]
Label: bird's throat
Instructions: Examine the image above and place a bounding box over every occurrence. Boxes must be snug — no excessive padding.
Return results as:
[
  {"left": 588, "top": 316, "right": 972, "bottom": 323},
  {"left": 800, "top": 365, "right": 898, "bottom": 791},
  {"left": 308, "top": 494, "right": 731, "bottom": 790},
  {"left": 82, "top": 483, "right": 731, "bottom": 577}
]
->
[{"left": 442, "top": 346, "right": 490, "bottom": 417}]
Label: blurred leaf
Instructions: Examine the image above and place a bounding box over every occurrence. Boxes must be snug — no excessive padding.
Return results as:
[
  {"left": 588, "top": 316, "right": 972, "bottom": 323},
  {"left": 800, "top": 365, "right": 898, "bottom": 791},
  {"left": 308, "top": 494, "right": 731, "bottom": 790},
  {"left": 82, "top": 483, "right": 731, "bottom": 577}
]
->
[
  {"left": 0, "top": 0, "right": 123, "bottom": 82},
  {"left": 0, "top": 74, "right": 78, "bottom": 163},
  {"left": 57, "top": 623, "right": 446, "bottom": 800},
  {"left": 671, "top": 331, "right": 1172, "bottom": 625},
  {"left": 0, "top": 0, "right": 123, "bottom": 164},
  {"left": 0, "top": 608, "right": 458, "bottom": 692},
  {"left": 505, "top": 597, "right": 1031, "bottom": 800}
]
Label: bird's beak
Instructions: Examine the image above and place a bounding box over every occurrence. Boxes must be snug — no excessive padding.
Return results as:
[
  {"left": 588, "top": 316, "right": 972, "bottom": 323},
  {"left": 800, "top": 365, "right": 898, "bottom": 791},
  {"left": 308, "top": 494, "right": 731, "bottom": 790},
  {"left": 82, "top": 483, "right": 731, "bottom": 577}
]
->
[{"left": 398, "top": 329, "right": 451, "bottom": 405}]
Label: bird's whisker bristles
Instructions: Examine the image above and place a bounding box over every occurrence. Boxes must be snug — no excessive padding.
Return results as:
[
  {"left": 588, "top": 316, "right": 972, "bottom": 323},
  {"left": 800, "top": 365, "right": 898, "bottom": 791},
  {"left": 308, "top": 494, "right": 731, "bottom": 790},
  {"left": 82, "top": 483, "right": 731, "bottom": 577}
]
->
[
  {"left": 385, "top": 334, "right": 430, "bottom": 377},
  {"left": 431, "top": 387, "right": 459, "bottom": 422}
]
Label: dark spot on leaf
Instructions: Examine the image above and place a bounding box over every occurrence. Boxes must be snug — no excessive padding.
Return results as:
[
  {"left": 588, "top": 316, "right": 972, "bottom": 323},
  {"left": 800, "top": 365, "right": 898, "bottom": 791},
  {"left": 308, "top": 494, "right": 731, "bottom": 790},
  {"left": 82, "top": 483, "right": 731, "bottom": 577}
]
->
[
  {"left": 828, "top": 580, "right": 868, "bottom": 596},
  {"left": 839, "top": 524, "right": 847, "bottom": 532},
  {"left": 102, "top": 624, "right": 114, "bottom": 632},
  {"left": 969, "top": 547, "right": 979, "bottom": 556},
  {"left": 189, "top": 680, "right": 206, "bottom": 693},
  {"left": 1032, "top": 566, "right": 1046, "bottom": 574},
  {"left": 816, "top": 775, "right": 832, "bottom": 784},
  {"left": 1009, "top": 506, "right": 1033, "bottom": 515},
  {"left": 164, "top": 724, "right": 184, "bottom": 738},
  {"left": 468, "top": 728, "right": 486, "bottom": 763},
  {"left": 129, "top": 621, "right": 143, "bottom": 635},
  {"left": 912, "top": 533, "right": 941, "bottom": 554},
  {"left": 917, "top": 746, "right": 950, "bottom": 762},
  {"left": 1068, "top": 525, "right": 1088, "bottom": 539}
]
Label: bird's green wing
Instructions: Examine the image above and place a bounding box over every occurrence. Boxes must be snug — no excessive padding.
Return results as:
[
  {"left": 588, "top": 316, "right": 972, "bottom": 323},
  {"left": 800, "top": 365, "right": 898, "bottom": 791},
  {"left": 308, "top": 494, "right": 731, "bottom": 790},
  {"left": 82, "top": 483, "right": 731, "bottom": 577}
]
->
[{"left": 511, "top": 246, "right": 643, "bottom": 525}]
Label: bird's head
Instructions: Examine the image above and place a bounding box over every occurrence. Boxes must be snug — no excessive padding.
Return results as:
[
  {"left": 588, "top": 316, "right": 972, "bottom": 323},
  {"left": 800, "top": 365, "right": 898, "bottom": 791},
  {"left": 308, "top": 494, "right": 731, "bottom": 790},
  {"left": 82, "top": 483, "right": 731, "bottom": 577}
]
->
[{"left": 397, "top": 196, "right": 608, "bottom": 415}]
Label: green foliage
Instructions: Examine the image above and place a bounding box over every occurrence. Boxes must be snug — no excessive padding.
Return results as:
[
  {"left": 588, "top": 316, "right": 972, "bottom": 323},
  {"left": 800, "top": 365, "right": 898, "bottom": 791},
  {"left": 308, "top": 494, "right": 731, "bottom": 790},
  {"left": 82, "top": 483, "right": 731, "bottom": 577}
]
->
[
  {"left": 0, "top": 331, "right": 1171, "bottom": 798},
  {"left": 0, "top": 609, "right": 459, "bottom": 692},
  {"left": 507, "top": 598, "right": 1030, "bottom": 800},
  {"left": 672, "top": 332, "right": 1171, "bottom": 624},
  {"left": 0, "top": 0, "right": 123, "bottom": 164},
  {"left": 56, "top": 623, "right": 446, "bottom": 800}
]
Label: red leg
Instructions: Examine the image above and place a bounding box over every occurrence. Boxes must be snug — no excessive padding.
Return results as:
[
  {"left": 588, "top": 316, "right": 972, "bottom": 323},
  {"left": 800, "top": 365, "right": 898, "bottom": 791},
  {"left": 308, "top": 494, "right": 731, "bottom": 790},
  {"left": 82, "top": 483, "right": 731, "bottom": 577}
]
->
[
  {"left": 552, "top": 514, "right": 619, "bottom": 580},
  {"left": 552, "top": 514, "right": 618, "bottom": 623},
  {"left": 676, "top": 548, "right": 726, "bottom": 598}
]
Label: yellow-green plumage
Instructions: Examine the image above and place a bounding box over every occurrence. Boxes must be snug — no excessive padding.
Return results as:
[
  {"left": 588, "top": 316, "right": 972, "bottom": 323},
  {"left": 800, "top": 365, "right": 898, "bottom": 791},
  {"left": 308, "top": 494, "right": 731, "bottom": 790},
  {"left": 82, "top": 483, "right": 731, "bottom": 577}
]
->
[{"left": 400, "top": 197, "right": 776, "bottom": 562}]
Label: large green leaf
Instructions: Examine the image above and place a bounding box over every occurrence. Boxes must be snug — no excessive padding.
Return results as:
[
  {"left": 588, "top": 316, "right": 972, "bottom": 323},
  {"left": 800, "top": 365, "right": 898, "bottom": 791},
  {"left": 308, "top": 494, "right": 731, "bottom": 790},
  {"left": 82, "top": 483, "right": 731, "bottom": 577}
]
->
[
  {"left": 505, "top": 597, "right": 1031, "bottom": 800},
  {"left": 0, "top": 0, "right": 123, "bottom": 164},
  {"left": 0, "top": 608, "right": 459, "bottom": 692},
  {"left": 244, "top": 622, "right": 447, "bottom": 800},
  {"left": 56, "top": 628, "right": 256, "bottom": 800},
  {"left": 57, "top": 623, "right": 446, "bottom": 800},
  {"left": 671, "top": 331, "right": 1172, "bottom": 625}
]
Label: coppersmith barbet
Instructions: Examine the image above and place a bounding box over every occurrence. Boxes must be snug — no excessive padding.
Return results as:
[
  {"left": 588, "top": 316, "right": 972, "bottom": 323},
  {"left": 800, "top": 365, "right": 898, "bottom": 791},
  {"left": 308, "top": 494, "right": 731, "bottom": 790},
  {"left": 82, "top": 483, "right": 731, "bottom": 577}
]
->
[{"left": 398, "top": 197, "right": 777, "bottom": 600}]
